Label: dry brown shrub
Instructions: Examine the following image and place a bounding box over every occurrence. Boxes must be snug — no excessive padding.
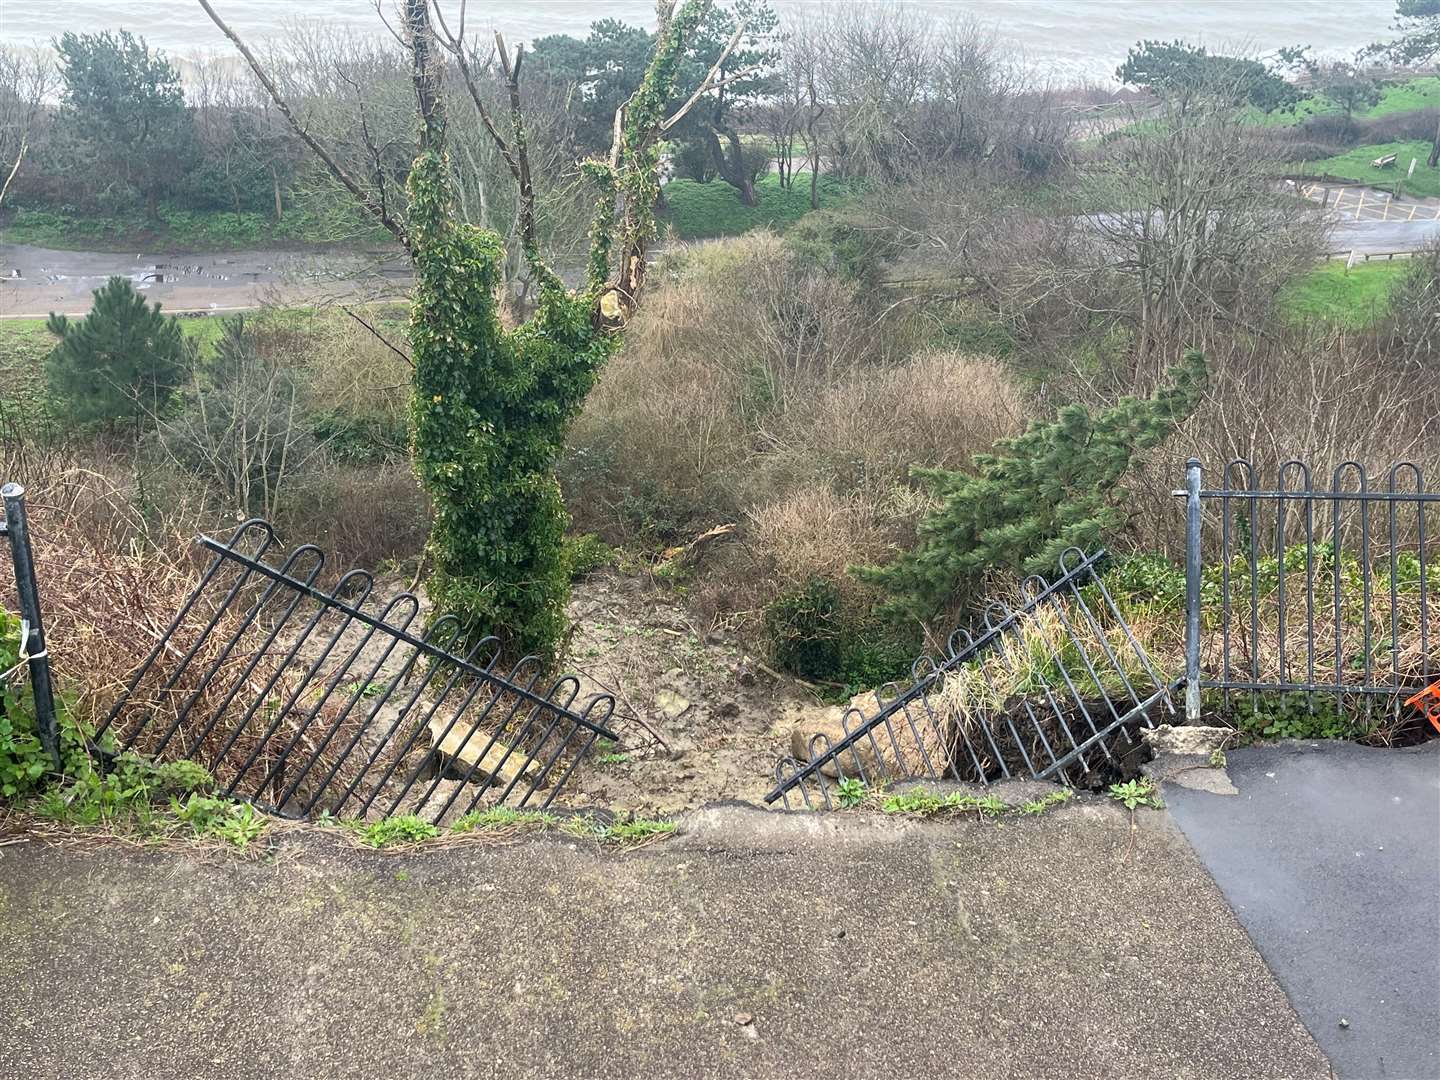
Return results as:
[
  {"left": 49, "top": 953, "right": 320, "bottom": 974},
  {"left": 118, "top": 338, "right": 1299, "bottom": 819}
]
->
[
  {"left": 758, "top": 350, "right": 1026, "bottom": 500},
  {"left": 746, "top": 488, "right": 895, "bottom": 593},
  {"left": 295, "top": 311, "right": 411, "bottom": 445},
  {"left": 273, "top": 457, "right": 430, "bottom": 575},
  {"left": 565, "top": 232, "right": 916, "bottom": 539},
  {"left": 1124, "top": 325, "right": 1440, "bottom": 558}
]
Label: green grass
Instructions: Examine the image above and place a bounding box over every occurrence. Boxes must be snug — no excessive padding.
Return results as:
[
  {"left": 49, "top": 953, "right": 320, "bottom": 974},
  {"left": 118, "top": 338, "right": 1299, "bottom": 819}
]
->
[
  {"left": 1248, "top": 75, "right": 1440, "bottom": 127},
  {"left": 1, "top": 204, "right": 388, "bottom": 253},
  {"left": 1278, "top": 261, "right": 1407, "bottom": 328},
  {"left": 660, "top": 172, "right": 857, "bottom": 240},
  {"left": 1292, "top": 140, "right": 1440, "bottom": 197}
]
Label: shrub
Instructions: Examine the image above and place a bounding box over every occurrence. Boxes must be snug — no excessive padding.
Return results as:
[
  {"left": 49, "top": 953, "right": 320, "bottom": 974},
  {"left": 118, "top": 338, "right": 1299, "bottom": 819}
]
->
[
  {"left": 45, "top": 276, "right": 195, "bottom": 427},
  {"left": 763, "top": 576, "right": 845, "bottom": 679},
  {"left": 785, "top": 206, "right": 905, "bottom": 286},
  {"left": 156, "top": 317, "right": 318, "bottom": 518},
  {"left": 857, "top": 351, "right": 1208, "bottom": 622}
]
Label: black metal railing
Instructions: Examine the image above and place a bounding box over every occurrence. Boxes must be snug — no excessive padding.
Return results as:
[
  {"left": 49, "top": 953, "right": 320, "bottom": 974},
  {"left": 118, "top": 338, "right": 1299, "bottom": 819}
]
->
[
  {"left": 0, "top": 483, "right": 59, "bottom": 772},
  {"left": 1180, "top": 458, "right": 1438, "bottom": 719},
  {"left": 764, "top": 548, "right": 1177, "bottom": 810},
  {"left": 97, "top": 519, "right": 618, "bottom": 823}
]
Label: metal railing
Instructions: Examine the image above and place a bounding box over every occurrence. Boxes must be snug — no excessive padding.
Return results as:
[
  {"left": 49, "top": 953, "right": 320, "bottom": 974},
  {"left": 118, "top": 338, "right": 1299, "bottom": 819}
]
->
[
  {"left": 1180, "top": 458, "right": 1438, "bottom": 719},
  {"left": 97, "top": 519, "right": 618, "bottom": 823},
  {"left": 765, "top": 548, "right": 1176, "bottom": 810},
  {"left": 0, "top": 483, "right": 59, "bottom": 772}
]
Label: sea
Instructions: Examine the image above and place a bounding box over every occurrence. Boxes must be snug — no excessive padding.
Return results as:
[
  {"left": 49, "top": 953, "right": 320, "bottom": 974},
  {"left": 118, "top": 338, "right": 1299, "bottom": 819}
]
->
[{"left": 0, "top": 1, "right": 1398, "bottom": 84}]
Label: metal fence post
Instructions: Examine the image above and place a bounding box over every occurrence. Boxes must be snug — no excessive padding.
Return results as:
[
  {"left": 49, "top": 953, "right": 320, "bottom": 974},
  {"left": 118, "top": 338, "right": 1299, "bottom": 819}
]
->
[
  {"left": 1184, "top": 459, "right": 1203, "bottom": 723},
  {"left": 2, "top": 483, "right": 60, "bottom": 771}
]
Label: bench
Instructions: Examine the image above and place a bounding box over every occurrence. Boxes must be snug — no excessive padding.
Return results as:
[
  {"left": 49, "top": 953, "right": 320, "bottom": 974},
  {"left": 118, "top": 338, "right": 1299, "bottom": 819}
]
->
[{"left": 1371, "top": 153, "right": 1398, "bottom": 169}]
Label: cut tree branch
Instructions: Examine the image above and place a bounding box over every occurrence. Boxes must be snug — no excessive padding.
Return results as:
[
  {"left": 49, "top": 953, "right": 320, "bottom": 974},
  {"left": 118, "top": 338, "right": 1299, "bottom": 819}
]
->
[{"left": 196, "top": 0, "right": 411, "bottom": 252}]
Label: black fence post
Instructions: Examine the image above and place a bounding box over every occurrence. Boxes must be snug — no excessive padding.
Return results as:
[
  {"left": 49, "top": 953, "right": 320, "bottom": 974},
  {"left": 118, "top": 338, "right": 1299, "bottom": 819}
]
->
[
  {"left": 2, "top": 483, "right": 60, "bottom": 772},
  {"left": 1184, "top": 458, "right": 1203, "bottom": 723}
]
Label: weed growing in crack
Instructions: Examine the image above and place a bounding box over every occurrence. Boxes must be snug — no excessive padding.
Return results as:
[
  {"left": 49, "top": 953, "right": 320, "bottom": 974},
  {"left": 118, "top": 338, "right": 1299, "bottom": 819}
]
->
[
  {"left": 562, "top": 815, "right": 677, "bottom": 846},
  {"left": 835, "top": 776, "right": 867, "bottom": 808},
  {"left": 345, "top": 814, "right": 440, "bottom": 848},
  {"left": 450, "top": 806, "right": 556, "bottom": 833},
  {"left": 1019, "top": 789, "right": 1074, "bottom": 814},
  {"left": 881, "top": 789, "right": 1008, "bottom": 817},
  {"left": 171, "top": 795, "right": 267, "bottom": 848},
  {"left": 1108, "top": 778, "right": 1163, "bottom": 810}
]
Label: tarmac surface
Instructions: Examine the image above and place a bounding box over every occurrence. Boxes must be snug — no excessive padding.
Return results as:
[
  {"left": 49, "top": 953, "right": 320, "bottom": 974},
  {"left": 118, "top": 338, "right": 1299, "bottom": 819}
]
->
[
  {"left": 1165, "top": 741, "right": 1440, "bottom": 1080},
  {"left": 0, "top": 796, "right": 1332, "bottom": 1080}
]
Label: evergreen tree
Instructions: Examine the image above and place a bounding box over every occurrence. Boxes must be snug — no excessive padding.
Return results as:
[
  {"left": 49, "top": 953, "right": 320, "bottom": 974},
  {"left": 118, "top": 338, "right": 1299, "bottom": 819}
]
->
[
  {"left": 53, "top": 30, "right": 192, "bottom": 219},
  {"left": 45, "top": 276, "right": 195, "bottom": 427},
  {"left": 856, "top": 352, "right": 1208, "bottom": 622}
]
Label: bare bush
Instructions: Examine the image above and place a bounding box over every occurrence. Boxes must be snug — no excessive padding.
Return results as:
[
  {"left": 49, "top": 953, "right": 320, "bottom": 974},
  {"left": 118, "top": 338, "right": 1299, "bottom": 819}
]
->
[
  {"left": 566, "top": 232, "right": 911, "bottom": 537},
  {"left": 758, "top": 351, "right": 1026, "bottom": 503}
]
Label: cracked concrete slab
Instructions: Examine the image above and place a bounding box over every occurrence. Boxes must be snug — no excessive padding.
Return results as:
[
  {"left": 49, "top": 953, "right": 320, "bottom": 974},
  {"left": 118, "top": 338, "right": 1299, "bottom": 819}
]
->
[{"left": 0, "top": 799, "right": 1330, "bottom": 1080}]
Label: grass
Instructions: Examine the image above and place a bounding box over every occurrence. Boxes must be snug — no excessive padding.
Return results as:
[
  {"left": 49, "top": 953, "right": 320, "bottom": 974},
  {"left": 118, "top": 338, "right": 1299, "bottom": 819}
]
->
[
  {"left": 1, "top": 203, "right": 389, "bottom": 253},
  {"left": 1292, "top": 140, "right": 1440, "bottom": 197},
  {"left": 1248, "top": 75, "right": 1440, "bottom": 127},
  {"left": 1277, "top": 261, "right": 1407, "bottom": 328},
  {"left": 660, "top": 172, "right": 857, "bottom": 240}
]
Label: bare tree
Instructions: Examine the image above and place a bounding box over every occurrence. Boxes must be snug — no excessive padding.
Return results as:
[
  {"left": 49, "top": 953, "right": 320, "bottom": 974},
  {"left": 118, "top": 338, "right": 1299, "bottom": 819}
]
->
[
  {"left": 0, "top": 46, "right": 52, "bottom": 210},
  {"left": 1084, "top": 65, "right": 1325, "bottom": 367}
]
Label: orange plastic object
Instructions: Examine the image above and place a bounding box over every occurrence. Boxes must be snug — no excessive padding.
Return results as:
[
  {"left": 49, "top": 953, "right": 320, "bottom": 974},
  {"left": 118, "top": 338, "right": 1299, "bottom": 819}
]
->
[{"left": 1405, "top": 681, "right": 1440, "bottom": 735}]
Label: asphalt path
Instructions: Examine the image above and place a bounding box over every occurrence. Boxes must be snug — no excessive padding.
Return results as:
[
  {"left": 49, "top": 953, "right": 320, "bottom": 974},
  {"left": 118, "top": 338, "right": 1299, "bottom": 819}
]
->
[{"left": 1164, "top": 741, "right": 1440, "bottom": 1080}]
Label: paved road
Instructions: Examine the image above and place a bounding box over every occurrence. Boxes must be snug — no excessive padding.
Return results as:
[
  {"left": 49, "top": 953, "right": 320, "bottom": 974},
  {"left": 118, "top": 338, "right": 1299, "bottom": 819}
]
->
[
  {"left": 1331, "top": 219, "right": 1440, "bottom": 256},
  {"left": 0, "top": 242, "right": 411, "bottom": 316},
  {"left": 0, "top": 796, "right": 1331, "bottom": 1080},
  {"left": 1164, "top": 741, "right": 1440, "bottom": 1080}
]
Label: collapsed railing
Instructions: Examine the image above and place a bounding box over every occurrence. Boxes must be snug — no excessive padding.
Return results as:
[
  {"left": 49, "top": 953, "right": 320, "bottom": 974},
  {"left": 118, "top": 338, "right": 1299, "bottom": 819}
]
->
[
  {"left": 97, "top": 519, "right": 618, "bottom": 824},
  {"left": 1179, "top": 459, "right": 1438, "bottom": 721},
  {"left": 765, "top": 548, "right": 1177, "bottom": 810}
]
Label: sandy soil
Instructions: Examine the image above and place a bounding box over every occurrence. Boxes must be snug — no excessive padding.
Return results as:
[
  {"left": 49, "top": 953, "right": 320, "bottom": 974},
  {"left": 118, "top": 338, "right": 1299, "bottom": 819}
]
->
[{"left": 558, "top": 568, "right": 826, "bottom": 813}]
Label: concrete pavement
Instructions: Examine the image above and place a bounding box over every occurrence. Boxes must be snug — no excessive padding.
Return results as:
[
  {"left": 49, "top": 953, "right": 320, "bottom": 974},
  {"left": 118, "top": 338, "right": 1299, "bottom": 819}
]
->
[{"left": 0, "top": 796, "right": 1331, "bottom": 1080}]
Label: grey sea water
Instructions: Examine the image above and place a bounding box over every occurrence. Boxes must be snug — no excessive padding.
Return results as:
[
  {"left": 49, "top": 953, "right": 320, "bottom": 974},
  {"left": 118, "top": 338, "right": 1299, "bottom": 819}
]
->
[{"left": 1, "top": 1, "right": 1396, "bottom": 82}]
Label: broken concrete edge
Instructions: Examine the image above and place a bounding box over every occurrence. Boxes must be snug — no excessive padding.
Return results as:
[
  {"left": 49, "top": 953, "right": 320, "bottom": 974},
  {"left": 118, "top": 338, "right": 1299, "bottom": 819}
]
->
[{"left": 0, "top": 780, "right": 1151, "bottom": 861}]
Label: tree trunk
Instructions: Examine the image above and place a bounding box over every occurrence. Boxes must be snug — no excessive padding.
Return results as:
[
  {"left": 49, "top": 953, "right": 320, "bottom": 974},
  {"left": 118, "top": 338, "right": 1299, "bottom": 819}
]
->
[
  {"left": 271, "top": 166, "right": 283, "bottom": 220},
  {"left": 146, "top": 186, "right": 159, "bottom": 223},
  {"left": 1430, "top": 110, "right": 1440, "bottom": 169},
  {"left": 707, "top": 126, "right": 758, "bottom": 206}
]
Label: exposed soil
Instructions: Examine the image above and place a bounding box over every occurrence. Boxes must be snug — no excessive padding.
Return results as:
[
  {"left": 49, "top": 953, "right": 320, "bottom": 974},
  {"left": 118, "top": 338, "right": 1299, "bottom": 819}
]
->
[{"left": 558, "top": 568, "right": 823, "bottom": 812}]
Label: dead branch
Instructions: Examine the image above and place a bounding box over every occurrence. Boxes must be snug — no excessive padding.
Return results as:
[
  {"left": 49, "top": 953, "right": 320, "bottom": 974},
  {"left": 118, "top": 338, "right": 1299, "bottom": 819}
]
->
[
  {"left": 340, "top": 305, "right": 414, "bottom": 368},
  {"left": 196, "top": 0, "right": 412, "bottom": 253},
  {"left": 0, "top": 139, "right": 24, "bottom": 211}
]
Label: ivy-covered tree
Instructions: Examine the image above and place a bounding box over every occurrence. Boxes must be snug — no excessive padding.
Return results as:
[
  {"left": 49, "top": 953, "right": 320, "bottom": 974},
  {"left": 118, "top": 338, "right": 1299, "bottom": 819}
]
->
[
  {"left": 45, "top": 276, "right": 194, "bottom": 428},
  {"left": 202, "top": 0, "right": 735, "bottom": 658},
  {"left": 53, "top": 30, "right": 193, "bottom": 219},
  {"left": 856, "top": 352, "right": 1208, "bottom": 623}
]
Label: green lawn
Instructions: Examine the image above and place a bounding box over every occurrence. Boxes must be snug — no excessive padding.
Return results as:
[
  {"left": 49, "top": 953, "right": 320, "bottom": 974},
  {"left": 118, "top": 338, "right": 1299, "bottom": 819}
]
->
[
  {"left": 1248, "top": 75, "right": 1440, "bottom": 127},
  {"left": 660, "top": 173, "right": 857, "bottom": 240},
  {"left": 1277, "top": 260, "right": 1408, "bottom": 328},
  {"left": 0, "top": 204, "right": 388, "bottom": 253},
  {"left": 1291, "top": 140, "right": 1440, "bottom": 197}
]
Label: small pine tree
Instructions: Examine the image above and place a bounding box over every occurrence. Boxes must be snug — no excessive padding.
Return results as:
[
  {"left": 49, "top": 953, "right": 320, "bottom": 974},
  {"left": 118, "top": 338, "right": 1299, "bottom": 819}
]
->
[
  {"left": 856, "top": 351, "right": 1208, "bottom": 621},
  {"left": 45, "top": 276, "right": 195, "bottom": 427}
]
